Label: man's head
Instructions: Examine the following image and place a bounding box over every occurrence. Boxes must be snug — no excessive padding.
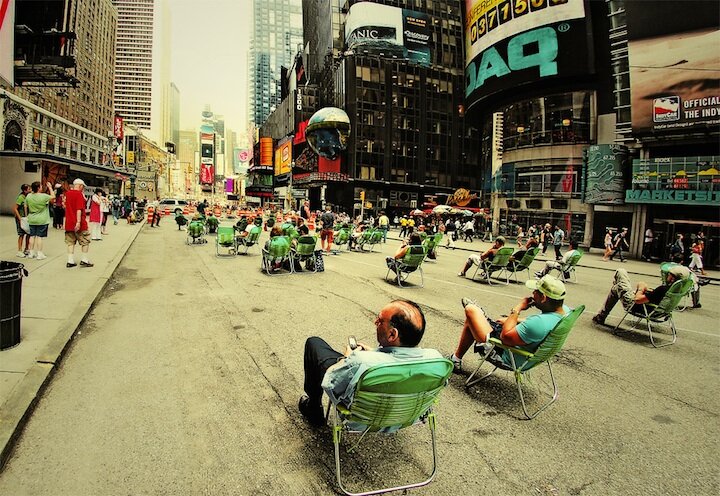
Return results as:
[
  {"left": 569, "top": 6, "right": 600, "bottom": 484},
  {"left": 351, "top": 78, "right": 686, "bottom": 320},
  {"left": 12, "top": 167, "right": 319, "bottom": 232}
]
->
[
  {"left": 525, "top": 275, "right": 566, "bottom": 311},
  {"left": 20, "top": 184, "right": 30, "bottom": 194},
  {"left": 374, "top": 300, "right": 426, "bottom": 348},
  {"left": 408, "top": 233, "right": 422, "bottom": 245},
  {"left": 325, "top": 205, "right": 331, "bottom": 212},
  {"left": 494, "top": 236, "right": 506, "bottom": 248},
  {"left": 666, "top": 265, "right": 690, "bottom": 285},
  {"left": 568, "top": 240, "right": 577, "bottom": 250},
  {"left": 30, "top": 181, "right": 41, "bottom": 193},
  {"left": 73, "top": 178, "right": 86, "bottom": 190}
]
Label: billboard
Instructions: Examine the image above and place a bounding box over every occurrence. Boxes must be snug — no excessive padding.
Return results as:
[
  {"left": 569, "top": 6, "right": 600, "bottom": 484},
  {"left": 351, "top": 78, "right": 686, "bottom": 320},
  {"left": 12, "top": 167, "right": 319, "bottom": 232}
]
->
[
  {"left": 625, "top": 156, "right": 719, "bottom": 205},
  {"left": 259, "top": 137, "right": 273, "bottom": 166},
  {"left": 233, "top": 148, "right": 251, "bottom": 174},
  {"left": 0, "top": 0, "right": 14, "bottom": 86},
  {"left": 200, "top": 161, "right": 214, "bottom": 185},
  {"left": 583, "top": 144, "right": 628, "bottom": 205},
  {"left": 625, "top": 1, "right": 720, "bottom": 134},
  {"left": 463, "top": 0, "right": 590, "bottom": 110},
  {"left": 274, "top": 138, "right": 292, "bottom": 177},
  {"left": 345, "top": 3, "right": 431, "bottom": 67}
]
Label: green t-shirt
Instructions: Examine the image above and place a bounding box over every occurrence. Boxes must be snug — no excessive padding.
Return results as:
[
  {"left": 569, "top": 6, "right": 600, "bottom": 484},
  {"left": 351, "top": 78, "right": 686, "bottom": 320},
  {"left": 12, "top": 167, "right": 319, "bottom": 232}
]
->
[
  {"left": 508, "top": 305, "right": 570, "bottom": 368},
  {"left": 15, "top": 193, "right": 26, "bottom": 211},
  {"left": 25, "top": 193, "right": 52, "bottom": 225}
]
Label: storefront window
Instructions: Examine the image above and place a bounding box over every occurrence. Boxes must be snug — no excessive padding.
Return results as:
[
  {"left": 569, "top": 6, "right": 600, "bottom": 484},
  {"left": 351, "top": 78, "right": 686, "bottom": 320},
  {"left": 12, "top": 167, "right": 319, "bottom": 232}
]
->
[{"left": 500, "top": 92, "right": 592, "bottom": 150}]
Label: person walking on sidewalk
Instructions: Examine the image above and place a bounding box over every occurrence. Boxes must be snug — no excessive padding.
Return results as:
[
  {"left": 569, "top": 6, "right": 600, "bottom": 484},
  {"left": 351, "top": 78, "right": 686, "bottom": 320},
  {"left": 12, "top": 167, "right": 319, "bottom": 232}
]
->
[
  {"left": 52, "top": 184, "right": 65, "bottom": 229},
  {"left": 553, "top": 225, "right": 565, "bottom": 260},
  {"left": 610, "top": 227, "right": 629, "bottom": 262},
  {"left": 100, "top": 191, "right": 110, "bottom": 235},
  {"left": 13, "top": 184, "right": 30, "bottom": 257},
  {"left": 25, "top": 181, "right": 55, "bottom": 260},
  {"left": 64, "top": 179, "right": 93, "bottom": 268},
  {"left": 89, "top": 188, "right": 103, "bottom": 241},
  {"left": 378, "top": 210, "right": 390, "bottom": 243}
]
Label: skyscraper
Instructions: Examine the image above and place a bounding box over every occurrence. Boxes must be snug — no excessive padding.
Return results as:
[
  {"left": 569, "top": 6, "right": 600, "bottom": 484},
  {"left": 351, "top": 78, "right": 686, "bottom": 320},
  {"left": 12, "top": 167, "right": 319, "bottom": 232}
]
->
[
  {"left": 113, "top": 0, "right": 155, "bottom": 130},
  {"left": 249, "top": 0, "right": 303, "bottom": 127}
]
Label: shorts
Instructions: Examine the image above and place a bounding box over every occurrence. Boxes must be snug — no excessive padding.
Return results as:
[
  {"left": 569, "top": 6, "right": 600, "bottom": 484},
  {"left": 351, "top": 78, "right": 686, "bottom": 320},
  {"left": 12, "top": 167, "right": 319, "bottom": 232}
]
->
[
  {"left": 15, "top": 218, "right": 26, "bottom": 236},
  {"left": 65, "top": 230, "right": 91, "bottom": 247},
  {"left": 320, "top": 229, "right": 334, "bottom": 243},
  {"left": 29, "top": 224, "right": 49, "bottom": 237}
]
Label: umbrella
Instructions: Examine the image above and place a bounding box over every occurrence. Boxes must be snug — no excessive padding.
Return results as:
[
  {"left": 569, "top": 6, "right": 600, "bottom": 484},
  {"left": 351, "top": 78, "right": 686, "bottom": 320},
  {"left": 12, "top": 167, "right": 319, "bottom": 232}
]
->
[
  {"left": 411, "top": 209, "right": 425, "bottom": 216},
  {"left": 462, "top": 210, "right": 474, "bottom": 217},
  {"left": 473, "top": 211, "right": 486, "bottom": 218},
  {"left": 449, "top": 208, "right": 461, "bottom": 215},
  {"left": 432, "top": 205, "right": 453, "bottom": 214}
]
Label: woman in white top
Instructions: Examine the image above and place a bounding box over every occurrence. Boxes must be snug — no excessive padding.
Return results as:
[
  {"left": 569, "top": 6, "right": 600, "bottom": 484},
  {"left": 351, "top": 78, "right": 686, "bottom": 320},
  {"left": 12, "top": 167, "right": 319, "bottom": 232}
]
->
[
  {"left": 602, "top": 229, "right": 614, "bottom": 261},
  {"left": 100, "top": 191, "right": 111, "bottom": 235}
]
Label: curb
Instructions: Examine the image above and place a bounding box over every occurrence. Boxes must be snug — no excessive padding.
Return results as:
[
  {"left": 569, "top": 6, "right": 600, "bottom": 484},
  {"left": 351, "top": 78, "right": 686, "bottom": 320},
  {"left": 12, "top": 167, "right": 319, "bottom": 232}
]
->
[{"left": 0, "top": 221, "right": 145, "bottom": 471}]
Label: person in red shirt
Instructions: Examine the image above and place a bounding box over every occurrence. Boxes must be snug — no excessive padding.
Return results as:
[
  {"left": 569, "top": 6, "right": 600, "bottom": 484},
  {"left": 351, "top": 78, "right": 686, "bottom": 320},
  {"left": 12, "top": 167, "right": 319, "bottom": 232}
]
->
[{"left": 64, "top": 178, "right": 93, "bottom": 268}]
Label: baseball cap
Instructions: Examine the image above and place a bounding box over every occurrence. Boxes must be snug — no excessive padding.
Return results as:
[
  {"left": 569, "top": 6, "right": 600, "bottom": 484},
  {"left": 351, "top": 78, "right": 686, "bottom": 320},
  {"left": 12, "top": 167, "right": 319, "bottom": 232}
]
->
[
  {"left": 495, "top": 235, "right": 506, "bottom": 244},
  {"left": 526, "top": 275, "right": 566, "bottom": 300},
  {"left": 667, "top": 265, "right": 690, "bottom": 280},
  {"left": 73, "top": 178, "right": 86, "bottom": 186}
]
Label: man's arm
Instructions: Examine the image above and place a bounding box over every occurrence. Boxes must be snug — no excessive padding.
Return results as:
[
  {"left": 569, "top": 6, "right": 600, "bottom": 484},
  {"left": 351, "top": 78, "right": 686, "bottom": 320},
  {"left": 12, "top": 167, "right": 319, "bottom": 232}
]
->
[{"left": 499, "top": 297, "right": 535, "bottom": 346}]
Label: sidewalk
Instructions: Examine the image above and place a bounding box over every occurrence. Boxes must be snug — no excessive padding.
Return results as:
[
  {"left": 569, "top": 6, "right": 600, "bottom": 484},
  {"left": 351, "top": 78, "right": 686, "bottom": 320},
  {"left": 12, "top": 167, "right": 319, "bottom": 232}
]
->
[{"left": 0, "top": 215, "right": 142, "bottom": 468}]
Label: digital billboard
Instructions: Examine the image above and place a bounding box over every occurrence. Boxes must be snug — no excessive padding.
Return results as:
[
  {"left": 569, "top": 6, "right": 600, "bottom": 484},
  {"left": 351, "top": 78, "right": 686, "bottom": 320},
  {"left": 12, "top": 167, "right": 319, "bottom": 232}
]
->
[
  {"left": 626, "top": 156, "right": 719, "bottom": 205},
  {"left": 274, "top": 137, "right": 292, "bottom": 177},
  {"left": 625, "top": 1, "right": 720, "bottom": 135},
  {"left": 463, "top": 0, "right": 590, "bottom": 110},
  {"left": 583, "top": 144, "right": 628, "bottom": 205},
  {"left": 345, "top": 2, "right": 431, "bottom": 67}
]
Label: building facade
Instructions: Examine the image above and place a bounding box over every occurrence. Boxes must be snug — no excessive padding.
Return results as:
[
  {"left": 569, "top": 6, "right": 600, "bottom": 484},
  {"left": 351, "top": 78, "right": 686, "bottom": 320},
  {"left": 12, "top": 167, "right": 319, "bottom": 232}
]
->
[{"left": 249, "top": 0, "right": 303, "bottom": 127}]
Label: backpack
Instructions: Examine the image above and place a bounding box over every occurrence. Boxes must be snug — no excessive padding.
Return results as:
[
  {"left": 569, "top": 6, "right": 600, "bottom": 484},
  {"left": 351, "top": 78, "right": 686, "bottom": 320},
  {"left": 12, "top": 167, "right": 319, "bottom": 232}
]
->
[{"left": 321, "top": 212, "right": 334, "bottom": 228}]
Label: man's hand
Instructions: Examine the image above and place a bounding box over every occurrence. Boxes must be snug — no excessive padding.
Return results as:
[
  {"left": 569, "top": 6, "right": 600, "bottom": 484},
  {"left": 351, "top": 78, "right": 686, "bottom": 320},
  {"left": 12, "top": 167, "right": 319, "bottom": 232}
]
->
[{"left": 516, "top": 296, "right": 534, "bottom": 312}]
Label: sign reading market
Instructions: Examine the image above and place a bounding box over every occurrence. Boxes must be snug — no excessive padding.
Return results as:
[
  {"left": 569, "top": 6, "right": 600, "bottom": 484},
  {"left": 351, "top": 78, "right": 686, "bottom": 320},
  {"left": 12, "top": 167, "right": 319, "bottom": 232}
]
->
[{"left": 625, "top": 156, "right": 720, "bottom": 205}]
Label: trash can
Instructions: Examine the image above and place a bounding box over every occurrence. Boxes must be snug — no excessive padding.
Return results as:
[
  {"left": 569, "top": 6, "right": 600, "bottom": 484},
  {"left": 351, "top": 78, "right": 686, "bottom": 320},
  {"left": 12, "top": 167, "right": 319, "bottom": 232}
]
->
[{"left": 0, "top": 261, "right": 27, "bottom": 350}]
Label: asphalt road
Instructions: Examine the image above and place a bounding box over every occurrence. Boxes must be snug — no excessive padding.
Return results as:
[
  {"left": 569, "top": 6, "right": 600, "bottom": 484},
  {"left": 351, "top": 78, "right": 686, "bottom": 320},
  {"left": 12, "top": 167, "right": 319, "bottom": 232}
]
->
[{"left": 0, "top": 223, "right": 718, "bottom": 495}]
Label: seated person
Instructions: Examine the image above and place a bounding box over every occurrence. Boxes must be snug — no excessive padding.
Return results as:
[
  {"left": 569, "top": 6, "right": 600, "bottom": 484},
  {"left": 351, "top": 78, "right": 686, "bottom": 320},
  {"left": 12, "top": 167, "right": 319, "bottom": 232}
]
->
[
  {"left": 349, "top": 222, "right": 368, "bottom": 250},
  {"left": 386, "top": 233, "right": 423, "bottom": 272},
  {"left": 296, "top": 217, "right": 309, "bottom": 235},
  {"left": 448, "top": 275, "right": 569, "bottom": 372},
  {"left": 457, "top": 236, "right": 506, "bottom": 277},
  {"left": 591, "top": 266, "right": 689, "bottom": 325},
  {"left": 299, "top": 299, "right": 442, "bottom": 427},
  {"left": 235, "top": 215, "right": 248, "bottom": 232},
  {"left": 238, "top": 217, "right": 262, "bottom": 239},
  {"left": 511, "top": 237, "right": 539, "bottom": 262},
  {"left": 534, "top": 240, "right": 580, "bottom": 278},
  {"left": 263, "top": 225, "right": 285, "bottom": 251}
]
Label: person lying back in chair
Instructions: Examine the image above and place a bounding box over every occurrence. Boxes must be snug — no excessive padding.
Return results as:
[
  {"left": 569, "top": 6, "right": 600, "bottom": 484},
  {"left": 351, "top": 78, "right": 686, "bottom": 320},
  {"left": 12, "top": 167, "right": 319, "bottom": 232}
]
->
[
  {"left": 299, "top": 299, "right": 442, "bottom": 427},
  {"left": 447, "top": 275, "right": 568, "bottom": 372},
  {"left": 457, "top": 236, "right": 506, "bottom": 277},
  {"left": 591, "top": 266, "right": 688, "bottom": 325},
  {"left": 386, "top": 233, "right": 422, "bottom": 273},
  {"left": 534, "top": 240, "right": 580, "bottom": 278}
]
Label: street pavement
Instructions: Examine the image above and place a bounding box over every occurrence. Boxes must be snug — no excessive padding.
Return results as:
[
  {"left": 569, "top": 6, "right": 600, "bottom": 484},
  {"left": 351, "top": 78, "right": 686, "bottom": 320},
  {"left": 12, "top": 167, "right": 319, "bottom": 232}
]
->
[{"left": 0, "top": 216, "right": 718, "bottom": 494}]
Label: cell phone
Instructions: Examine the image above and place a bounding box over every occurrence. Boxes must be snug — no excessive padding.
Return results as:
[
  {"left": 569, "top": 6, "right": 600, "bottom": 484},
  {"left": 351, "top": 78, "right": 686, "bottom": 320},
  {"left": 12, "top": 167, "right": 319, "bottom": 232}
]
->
[{"left": 348, "top": 335, "right": 358, "bottom": 350}]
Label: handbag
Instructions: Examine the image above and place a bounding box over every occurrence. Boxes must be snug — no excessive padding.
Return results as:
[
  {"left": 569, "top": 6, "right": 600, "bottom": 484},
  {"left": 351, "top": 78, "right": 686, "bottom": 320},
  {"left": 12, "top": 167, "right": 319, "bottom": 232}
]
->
[
  {"left": 20, "top": 217, "right": 30, "bottom": 233},
  {"left": 314, "top": 250, "right": 325, "bottom": 272}
]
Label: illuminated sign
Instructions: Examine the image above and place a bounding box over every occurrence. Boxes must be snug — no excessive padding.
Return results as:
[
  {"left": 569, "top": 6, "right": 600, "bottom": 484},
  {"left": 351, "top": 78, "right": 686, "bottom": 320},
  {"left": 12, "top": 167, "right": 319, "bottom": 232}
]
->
[
  {"left": 274, "top": 138, "right": 292, "bottom": 177},
  {"left": 583, "top": 145, "right": 628, "bottom": 205},
  {"left": 463, "top": 0, "right": 590, "bottom": 110},
  {"left": 625, "top": 156, "right": 719, "bottom": 205}
]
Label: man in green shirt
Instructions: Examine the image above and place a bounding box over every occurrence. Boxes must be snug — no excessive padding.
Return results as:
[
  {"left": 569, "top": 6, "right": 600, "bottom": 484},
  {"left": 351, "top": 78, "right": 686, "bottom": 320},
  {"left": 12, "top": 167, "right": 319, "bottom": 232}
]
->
[
  {"left": 25, "top": 181, "right": 56, "bottom": 260},
  {"left": 12, "top": 184, "right": 30, "bottom": 258}
]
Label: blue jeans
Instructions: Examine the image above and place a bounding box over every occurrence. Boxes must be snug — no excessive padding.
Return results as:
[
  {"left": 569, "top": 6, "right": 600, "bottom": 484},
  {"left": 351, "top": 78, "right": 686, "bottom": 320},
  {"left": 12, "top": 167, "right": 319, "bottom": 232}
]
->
[{"left": 380, "top": 226, "right": 388, "bottom": 242}]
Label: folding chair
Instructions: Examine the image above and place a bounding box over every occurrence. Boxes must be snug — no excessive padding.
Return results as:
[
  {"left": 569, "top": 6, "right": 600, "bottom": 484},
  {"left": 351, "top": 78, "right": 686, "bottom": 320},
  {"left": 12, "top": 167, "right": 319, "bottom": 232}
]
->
[
  {"left": 385, "top": 245, "right": 426, "bottom": 288},
  {"left": 292, "top": 235, "right": 319, "bottom": 273},
  {"left": 326, "top": 358, "right": 453, "bottom": 496},
  {"left": 355, "top": 229, "right": 375, "bottom": 251},
  {"left": 236, "top": 227, "right": 261, "bottom": 255},
  {"left": 508, "top": 247, "right": 540, "bottom": 283},
  {"left": 612, "top": 278, "right": 694, "bottom": 348},
  {"left": 551, "top": 251, "right": 583, "bottom": 283},
  {"left": 470, "top": 247, "right": 514, "bottom": 285},
  {"left": 215, "top": 226, "right": 236, "bottom": 256},
  {"left": 360, "top": 230, "right": 384, "bottom": 252},
  {"left": 261, "top": 236, "right": 293, "bottom": 275},
  {"left": 332, "top": 228, "right": 352, "bottom": 253},
  {"left": 422, "top": 234, "right": 441, "bottom": 262},
  {"left": 466, "top": 305, "right": 585, "bottom": 419}
]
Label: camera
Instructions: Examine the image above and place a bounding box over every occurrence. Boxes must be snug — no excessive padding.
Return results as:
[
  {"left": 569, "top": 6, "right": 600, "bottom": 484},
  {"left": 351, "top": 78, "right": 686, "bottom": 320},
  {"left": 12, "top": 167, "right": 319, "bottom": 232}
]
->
[{"left": 348, "top": 335, "right": 358, "bottom": 350}]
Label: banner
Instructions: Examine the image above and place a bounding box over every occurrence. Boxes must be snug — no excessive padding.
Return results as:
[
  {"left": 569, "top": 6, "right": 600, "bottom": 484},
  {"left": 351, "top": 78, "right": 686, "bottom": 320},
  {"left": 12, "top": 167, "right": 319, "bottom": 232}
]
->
[
  {"left": 583, "top": 144, "right": 627, "bottom": 204},
  {"left": 274, "top": 137, "right": 292, "bottom": 176},
  {"left": 463, "top": 0, "right": 590, "bottom": 111},
  {"left": 625, "top": 1, "right": 720, "bottom": 134},
  {"left": 0, "top": 0, "right": 14, "bottom": 86},
  {"left": 113, "top": 115, "right": 124, "bottom": 140},
  {"left": 260, "top": 137, "right": 273, "bottom": 166},
  {"left": 345, "top": 3, "right": 431, "bottom": 66},
  {"left": 200, "top": 162, "right": 214, "bottom": 185}
]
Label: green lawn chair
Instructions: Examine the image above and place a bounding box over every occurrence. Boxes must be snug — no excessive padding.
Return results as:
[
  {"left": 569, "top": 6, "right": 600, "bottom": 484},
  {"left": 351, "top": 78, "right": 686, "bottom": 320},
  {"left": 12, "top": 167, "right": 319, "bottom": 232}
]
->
[
  {"left": 466, "top": 305, "right": 585, "bottom": 419},
  {"left": 357, "top": 228, "right": 382, "bottom": 252},
  {"left": 236, "top": 227, "right": 261, "bottom": 255},
  {"left": 385, "top": 245, "right": 426, "bottom": 288},
  {"left": 471, "top": 247, "right": 515, "bottom": 285},
  {"left": 552, "top": 250, "right": 583, "bottom": 283},
  {"left": 292, "top": 235, "right": 319, "bottom": 273},
  {"left": 186, "top": 220, "right": 207, "bottom": 245},
  {"left": 215, "top": 226, "right": 236, "bottom": 256},
  {"left": 508, "top": 247, "right": 540, "bottom": 283},
  {"left": 332, "top": 227, "right": 352, "bottom": 253},
  {"left": 261, "top": 236, "right": 293, "bottom": 275},
  {"left": 326, "top": 358, "right": 453, "bottom": 496},
  {"left": 422, "top": 233, "right": 442, "bottom": 262},
  {"left": 612, "top": 278, "right": 694, "bottom": 348}
]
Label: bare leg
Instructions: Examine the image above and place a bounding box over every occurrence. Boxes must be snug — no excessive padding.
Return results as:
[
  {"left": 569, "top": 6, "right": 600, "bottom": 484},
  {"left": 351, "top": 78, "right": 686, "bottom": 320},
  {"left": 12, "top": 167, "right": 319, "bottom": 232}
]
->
[{"left": 453, "top": 305, "right": 494, "bottom": 359}]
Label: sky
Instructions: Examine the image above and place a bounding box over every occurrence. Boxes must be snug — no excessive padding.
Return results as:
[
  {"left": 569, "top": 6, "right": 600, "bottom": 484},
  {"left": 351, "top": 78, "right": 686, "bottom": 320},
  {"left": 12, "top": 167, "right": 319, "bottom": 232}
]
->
[{"left": 168, "top": 0, "right": 252, "bottom": 134}]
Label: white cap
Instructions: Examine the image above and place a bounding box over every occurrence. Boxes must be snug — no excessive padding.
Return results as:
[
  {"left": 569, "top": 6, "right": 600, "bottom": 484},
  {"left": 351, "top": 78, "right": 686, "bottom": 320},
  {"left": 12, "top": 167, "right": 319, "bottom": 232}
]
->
[{"left": 73, "top": 178, "right": 86, "bottom": 186}]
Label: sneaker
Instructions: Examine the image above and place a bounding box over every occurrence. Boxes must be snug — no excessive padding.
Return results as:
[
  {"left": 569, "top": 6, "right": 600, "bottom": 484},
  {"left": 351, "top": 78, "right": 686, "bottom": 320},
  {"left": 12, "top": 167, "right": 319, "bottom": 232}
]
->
[
  {"left": 691, "top": 304, "right": 702, "bottom": 309},
  {"left": 461, "top": 297, "right": 477, "bottom": 309},
  {"left": 16, "top": 251, "right": 26, "bottom": 258},
  {"left": 457, "top": 272, "right": 465, "bottom": 277},
  {"left": 534, "top": 271, "right": 543, "bottom": 278},
  {"left": 591, "top": 315, "right": 605, "bottom": 326},
  {"left": 27, "top": 252, "right": 37, "bottom": 259},
  {"left": 298, "top": 395, "right": 325, "bottom": 427},
  {"left": 446, "top": 354, "right": 462, "bottom": 373},
  {"left": 79, "top": 261, "right": 94, "bottom": 267},
  {"left": 36, "top": 253, "right": 47, "bottom": 260},
  {"left": 66, "top": 262, "right": 77, "bottom": 268}
]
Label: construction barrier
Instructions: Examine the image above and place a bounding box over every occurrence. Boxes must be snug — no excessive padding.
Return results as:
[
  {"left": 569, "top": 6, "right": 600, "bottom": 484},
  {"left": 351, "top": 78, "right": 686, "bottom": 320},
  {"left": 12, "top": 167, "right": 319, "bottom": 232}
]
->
[
  {"left": 164, "top": 207, "right": 170, "bottom": 216},
  {"left": 147, "top": 206, "right": 154, "bottom": 225},
  {"left": 183, "top": 206, "right": 189, "bottom": 215}
]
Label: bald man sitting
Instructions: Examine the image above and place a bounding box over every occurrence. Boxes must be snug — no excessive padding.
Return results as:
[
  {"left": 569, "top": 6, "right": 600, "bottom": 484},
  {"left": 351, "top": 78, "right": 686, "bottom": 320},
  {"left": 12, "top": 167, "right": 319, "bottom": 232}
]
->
[{"left": 299, "top": 299, "right": 442, "bottom": 427}]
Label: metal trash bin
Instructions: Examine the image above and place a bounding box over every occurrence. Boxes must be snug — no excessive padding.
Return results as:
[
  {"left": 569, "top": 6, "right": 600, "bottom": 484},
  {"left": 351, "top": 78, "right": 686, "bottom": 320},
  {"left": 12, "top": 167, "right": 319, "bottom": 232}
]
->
[{"left": 0, "top": 261, "right": 27, "bottom": 350}]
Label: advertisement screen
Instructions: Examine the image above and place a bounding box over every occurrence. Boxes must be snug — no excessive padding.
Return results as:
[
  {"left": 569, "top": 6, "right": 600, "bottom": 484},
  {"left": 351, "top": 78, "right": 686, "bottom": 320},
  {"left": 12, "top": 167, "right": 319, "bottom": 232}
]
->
[
  {"left": 200, "top": 162, "right": 214, "bottom": 185},
  {"left": 584, "top": 144, "right": 628, "bottom": 205},
  {"left": 626, "top": 156, "right": 719, "bottom": 205},
  {"left": 463, "top": 0, "right": 589, "bottom": 110},
  {"left": 260, "top": 137, "right": 273, "bottom": 166},
  {"left": 345, "top": 3, "right": 431, "bottom": 66},
  {"left": 626, "top": 1, "right": 720, "bottom": 134},
  {"left": 274, "top": 138, "right": 292, "bottom": 177}
]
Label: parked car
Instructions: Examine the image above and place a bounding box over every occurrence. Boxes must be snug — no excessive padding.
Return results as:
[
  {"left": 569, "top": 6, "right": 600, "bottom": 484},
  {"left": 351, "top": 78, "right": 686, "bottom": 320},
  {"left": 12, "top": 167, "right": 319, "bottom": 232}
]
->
[{"left": 158, "top": 198, "right": 189, "bottom": 214}]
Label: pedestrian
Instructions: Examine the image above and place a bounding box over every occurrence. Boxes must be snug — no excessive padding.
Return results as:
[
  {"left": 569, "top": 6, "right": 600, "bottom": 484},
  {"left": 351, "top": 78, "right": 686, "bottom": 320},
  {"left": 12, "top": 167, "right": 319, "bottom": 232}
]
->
[
  {"left": 399, "top": 216, "right": 408, "bottom": 237},
  {"left": 610, "top": 227, "right": 629, "bottom": 262},
  {"left": 89, "top": 188, "right": 103, "bottom": 240},
  {"left": 541, "top": 224, "right": 551, "bottom": 254},
  {"left": 111, "top": 195, "right": 121, "bottom": 224},
  {"left": 319, "top": 205, "right": 335, "bottom": 254},
  {"left": 462, "top": 218, "right": 474, "bottom": 242},
  {"left": 516, "top": 226, "right": 525, "bottom": 247},
  {"left": 444, "top": 217, "right": 456, "bottom": 249},
  {"left": 553, "top": 225, "right": 565, "bottom": 260},
  {"left": 52, "top": 184, "right": 65, "bottom": 229},
  {"left": 602, "top": 229, "right": 614, "bottom": 261},
  {"left": 64, "top": 179, "right": 93, "bottom": 268},
  {"left": 669, "top": 233, "right": 684, "bottom": 263},
  {"left": 689, "top": 239, "right": 706, "bottom": 275},
  {"left": 642, "top": 227, "right": 654, "bottom": 261},
  {"left": 100, "top": 191, "right": 110, "bottom": 235},
  {"left": 152, "top": 199, "right": 162, "bottom": 227},
  {"left": 378, "top": 210, "right": 390, "bottom": 243},
  {"left": 482, "top": 216, "right": 493, "bottom": 242},
  {"left": 25, "top": 181, "right": 55, "bottom": 260},
  {"left": 13, "top": 183, "right": 31, "bottom": 257}
]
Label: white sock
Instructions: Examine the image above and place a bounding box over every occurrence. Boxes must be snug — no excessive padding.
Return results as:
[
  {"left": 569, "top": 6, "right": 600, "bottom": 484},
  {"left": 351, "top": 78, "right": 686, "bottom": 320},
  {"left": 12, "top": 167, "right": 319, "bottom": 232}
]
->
[
  {"left": 68, "top": 255, "right": 75, "bottom": 264},
  {"left": 29, "top": 251, "right": 36, "bottom": 257},
  {"left": 81, "top": 257, "right": 90, "bottom": 263},
  {"left": 450, "top": 354, "right": 461, "bottom": 363}
]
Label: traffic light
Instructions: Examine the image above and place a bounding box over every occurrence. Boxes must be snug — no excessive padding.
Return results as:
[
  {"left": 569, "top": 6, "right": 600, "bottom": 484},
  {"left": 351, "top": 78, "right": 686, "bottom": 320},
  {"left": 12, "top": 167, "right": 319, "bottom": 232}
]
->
[{"left": 360, "top": 190, "right": 365, "bottom": 202}]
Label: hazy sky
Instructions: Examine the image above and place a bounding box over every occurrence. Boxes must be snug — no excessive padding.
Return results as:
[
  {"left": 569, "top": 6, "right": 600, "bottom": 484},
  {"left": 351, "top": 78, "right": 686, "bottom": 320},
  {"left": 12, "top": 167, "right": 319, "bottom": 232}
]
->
[{"left": 169, "top": 0, "right": 252, "bottom": 133}]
